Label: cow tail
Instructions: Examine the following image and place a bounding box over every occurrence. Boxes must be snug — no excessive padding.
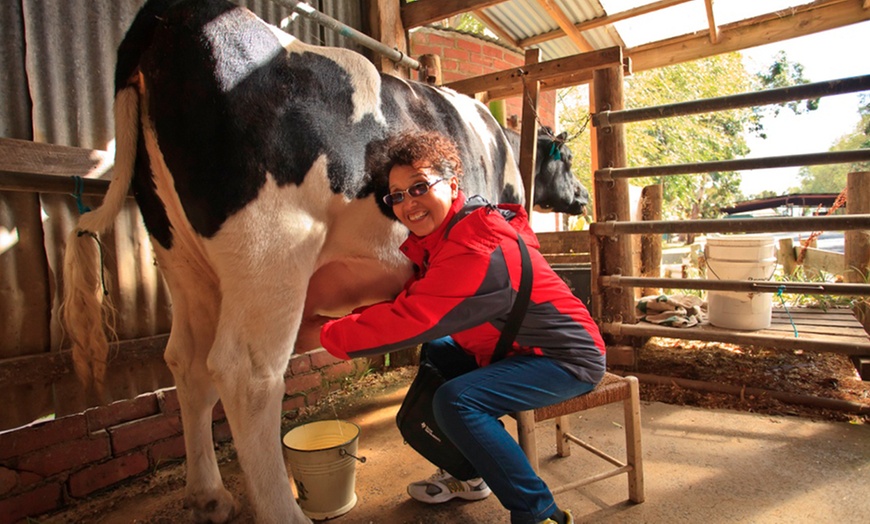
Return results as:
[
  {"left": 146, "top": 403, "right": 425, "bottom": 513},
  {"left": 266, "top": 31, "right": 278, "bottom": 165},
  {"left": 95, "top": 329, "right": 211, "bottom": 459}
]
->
[{"left": 62, "top": 86, "right": 139, "bottom": 398}]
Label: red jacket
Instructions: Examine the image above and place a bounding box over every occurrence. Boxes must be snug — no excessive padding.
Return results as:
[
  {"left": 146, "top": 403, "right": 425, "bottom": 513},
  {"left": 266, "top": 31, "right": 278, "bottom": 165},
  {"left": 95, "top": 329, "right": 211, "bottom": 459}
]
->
[{"left": 320, "top": 193, "right": 606, "bottom": 385}]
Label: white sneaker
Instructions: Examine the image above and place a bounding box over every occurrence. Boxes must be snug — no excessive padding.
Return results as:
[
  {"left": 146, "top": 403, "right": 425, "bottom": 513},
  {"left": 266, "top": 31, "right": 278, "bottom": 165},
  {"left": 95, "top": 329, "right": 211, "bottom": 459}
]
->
[{"left": 407, "top": 468, "right": 492, "bottom": 504}]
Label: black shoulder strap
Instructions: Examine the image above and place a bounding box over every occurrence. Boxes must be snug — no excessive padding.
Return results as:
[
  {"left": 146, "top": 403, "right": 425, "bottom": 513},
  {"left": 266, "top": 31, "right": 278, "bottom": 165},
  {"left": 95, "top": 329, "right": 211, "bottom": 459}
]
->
[{"left": 492, "top": 234, "right": 533, "bottom": 363}]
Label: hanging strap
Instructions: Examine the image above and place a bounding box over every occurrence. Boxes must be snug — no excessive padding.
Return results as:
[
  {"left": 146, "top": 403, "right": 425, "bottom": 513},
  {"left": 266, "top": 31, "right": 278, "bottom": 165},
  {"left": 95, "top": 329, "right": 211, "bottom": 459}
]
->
[{"left": 492, "top": 234, "right": 533, "bottom": 363}]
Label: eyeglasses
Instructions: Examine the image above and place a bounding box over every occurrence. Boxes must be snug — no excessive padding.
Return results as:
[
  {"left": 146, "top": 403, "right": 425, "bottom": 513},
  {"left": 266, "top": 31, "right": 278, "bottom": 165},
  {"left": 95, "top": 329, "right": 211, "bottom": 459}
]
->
[{"left": 383, "top": 178, "right": 443, "bottom": 206}]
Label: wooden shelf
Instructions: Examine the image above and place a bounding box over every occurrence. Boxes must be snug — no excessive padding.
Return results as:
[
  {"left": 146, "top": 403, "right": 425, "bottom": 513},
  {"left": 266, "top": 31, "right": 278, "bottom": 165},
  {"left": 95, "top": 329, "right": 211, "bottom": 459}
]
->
[{"left": 602, "top": 307, "right": 870, "bottom": 356}]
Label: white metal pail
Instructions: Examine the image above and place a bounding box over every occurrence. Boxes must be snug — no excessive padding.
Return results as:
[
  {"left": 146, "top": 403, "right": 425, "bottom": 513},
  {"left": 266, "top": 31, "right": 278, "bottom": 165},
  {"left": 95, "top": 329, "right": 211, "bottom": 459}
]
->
[{"left": 282, "top": 420, "right": 363, "bottom": 520}]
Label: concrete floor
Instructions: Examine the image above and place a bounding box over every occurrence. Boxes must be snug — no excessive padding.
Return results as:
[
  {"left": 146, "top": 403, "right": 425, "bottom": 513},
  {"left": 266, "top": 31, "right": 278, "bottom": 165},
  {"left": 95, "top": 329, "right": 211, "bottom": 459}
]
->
[
  {"left": 43, "top": 377, "right": 868, "bottom": 524},
  {"left": 318, "top": 382, "right": 869, "bottom": 524}
]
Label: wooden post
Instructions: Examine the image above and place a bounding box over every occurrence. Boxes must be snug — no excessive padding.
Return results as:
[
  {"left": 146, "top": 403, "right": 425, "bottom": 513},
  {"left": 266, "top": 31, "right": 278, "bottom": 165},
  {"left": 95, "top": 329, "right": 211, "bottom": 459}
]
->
[
  {"left": 518, "top": 49, "right": 541, "bottom": 217},
  {"left": 368, "top": 0, "right": 407, "bottom": 77},
  {"left": 592, "top": 59, "right": 635, "bottom": 333},
  {"left": 845, "top": 171, "right": 870, "bottom": 284},
  {"left": 778, "top": 237, "right": 798, "bottom": 276},
  {"left": 845, "top": 171, "right": 870, "bottom": 378},
  {"left": 417, "top": 54, "right": 441, "bottom": 85},
  {"left": 640, "top": 184, "right": 662, "bottom": 297}
]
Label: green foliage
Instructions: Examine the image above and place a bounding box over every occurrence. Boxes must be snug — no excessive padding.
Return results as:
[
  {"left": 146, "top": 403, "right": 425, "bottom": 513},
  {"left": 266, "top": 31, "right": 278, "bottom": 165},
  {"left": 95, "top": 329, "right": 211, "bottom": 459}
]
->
[
  {"left": 561, "top": 53, "right": 754, "bottom": 222},
  {"left": 753, "top": 50, "right": 818, "bottom": 125},
  {"left": 453, "top": 13, "right": 486, "bottom": 35}
]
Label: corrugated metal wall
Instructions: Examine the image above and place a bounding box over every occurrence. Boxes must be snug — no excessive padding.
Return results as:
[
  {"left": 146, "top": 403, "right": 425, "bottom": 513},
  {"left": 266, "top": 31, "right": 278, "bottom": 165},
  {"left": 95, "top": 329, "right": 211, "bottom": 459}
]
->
[{"left": 0, "top": 0, "right": 365, "bottom": 430}]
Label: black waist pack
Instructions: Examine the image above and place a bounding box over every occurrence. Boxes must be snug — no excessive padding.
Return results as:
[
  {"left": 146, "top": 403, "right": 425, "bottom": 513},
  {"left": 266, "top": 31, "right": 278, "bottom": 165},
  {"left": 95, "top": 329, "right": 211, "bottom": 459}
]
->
[
  {"left": 395, "top": 359, "right": 478, "bottom": 480},
  {"left": 395, "top": 234, "right": 532, "bottom": 481}
]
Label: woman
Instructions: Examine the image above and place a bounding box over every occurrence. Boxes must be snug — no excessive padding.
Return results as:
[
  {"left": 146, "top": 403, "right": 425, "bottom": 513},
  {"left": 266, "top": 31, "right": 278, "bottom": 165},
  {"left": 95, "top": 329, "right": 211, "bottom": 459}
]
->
[{"left": 320, "top": 131, "right": 606, "bottom": 524}]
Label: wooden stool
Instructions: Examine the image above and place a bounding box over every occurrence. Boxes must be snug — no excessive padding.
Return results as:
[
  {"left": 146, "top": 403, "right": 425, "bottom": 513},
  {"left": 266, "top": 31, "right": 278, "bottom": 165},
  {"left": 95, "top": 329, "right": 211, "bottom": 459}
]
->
[{"left": 514, "top": 372, "right": 644, "bottom": 502}]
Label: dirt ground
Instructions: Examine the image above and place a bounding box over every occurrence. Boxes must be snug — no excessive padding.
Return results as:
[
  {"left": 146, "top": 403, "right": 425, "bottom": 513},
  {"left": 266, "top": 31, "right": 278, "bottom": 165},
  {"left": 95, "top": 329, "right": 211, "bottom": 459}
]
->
[{"left": 37, "top": 339, "right": 869, "bottom": 524}]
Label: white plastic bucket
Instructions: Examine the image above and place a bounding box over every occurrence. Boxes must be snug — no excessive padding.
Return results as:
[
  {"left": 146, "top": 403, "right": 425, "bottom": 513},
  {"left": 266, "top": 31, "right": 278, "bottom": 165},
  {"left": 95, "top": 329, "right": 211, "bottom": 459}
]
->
[
  {"left": 705, "top": 234, "right": 777, "bottom": 330},
  {"left": 282, "top": 420, "right": 363, "bottom": 520}
]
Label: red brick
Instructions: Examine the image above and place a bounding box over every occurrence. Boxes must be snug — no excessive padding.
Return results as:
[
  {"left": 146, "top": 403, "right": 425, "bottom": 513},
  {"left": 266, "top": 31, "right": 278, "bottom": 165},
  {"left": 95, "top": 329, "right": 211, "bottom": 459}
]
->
[
  {"left": 156, "top": 387, "right": 180, "bottom": 414},
  {"left": 282, "top": 394, "right": 307, "bottom": 414},
  {"left": 68, "top": 452, "right": 149, "bottom": 498},
  {"left": 0, "top": 467, "right": 17, "bottom": 496},
  {"left": 442, "top": 71, "right": 464, "bottom": 83},
  {"left": 428, "top": 33, "right": 455, "bottom": 47},
  {"left": 493, "top": 59, "right": 515, "bottom": 72},
  {"left": 410, "top": 44, "right": 441, "bottom": 57},
  {"left": 456, "top": 38, "right": 482, "bottom": 54},
  {"left": 324, "top": 360, "right": 356, "bottom": 382},
  {"left": 212, "top": 400, "right": 226, "bottom": 421},
  {"left": 150, "top": 435, "right": 186, "bottom": 464},
  {"left": 17, "top": 432, "right": 110, "bottom": 477},
  {"left": 213, "top": 420, "right": 233, "bottom": 443},
  {"left": 309, "top": 349, "right": 342, "bottom": 369},
  {"left": 86, "top": 394, "right": 160, "bottom": 431},
  {"left": 482, "top": 45, "right": 504, "bottom": 60},
  {"left": 285, "top": 372, "right": 322, "bottom": 394},
  {"left": 109, "top": 415, "right": 182, "bottom": 455},
  {"left": 288, "top": 354, "right": 312, "bottom": 375},
  {"left": 459, "top": 61, "right": 484, "bottom": 76},
  {"left": 0, "top": 415, "right": 87, "bottom": 461},
  {"left": 470, "top": 53, "right": 495, "bottom": 67},
  {"left": 443, "top": 47, "right": 469, "bottom": 62},
  {"left": 505, "top": 54, "right": 524, "bottom": 66},
  {"left": 0, "top": 482, "right": 63, "bottom": 524},
  {"left": 441, "top": 59, "right": 459, "bottom": 71}
]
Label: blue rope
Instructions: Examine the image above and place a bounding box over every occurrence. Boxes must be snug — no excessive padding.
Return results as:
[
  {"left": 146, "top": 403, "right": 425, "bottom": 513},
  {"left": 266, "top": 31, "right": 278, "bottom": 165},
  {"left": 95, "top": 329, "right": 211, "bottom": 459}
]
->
[
  {"left": 71, "top": 175, "right": 91, "bottom": 214},
  {"left": 775, "top": 285, "right": 799, "bottom": 337},
  {"left": 549, "top": 142, "right": 561, "bottom": 161}
]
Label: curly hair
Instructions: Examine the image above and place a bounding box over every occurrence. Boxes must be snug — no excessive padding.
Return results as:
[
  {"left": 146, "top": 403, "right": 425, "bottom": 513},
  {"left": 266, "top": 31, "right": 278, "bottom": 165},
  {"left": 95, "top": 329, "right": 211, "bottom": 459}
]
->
[{"left": 368, "top": 131, "right": 464, "bottom": 187}]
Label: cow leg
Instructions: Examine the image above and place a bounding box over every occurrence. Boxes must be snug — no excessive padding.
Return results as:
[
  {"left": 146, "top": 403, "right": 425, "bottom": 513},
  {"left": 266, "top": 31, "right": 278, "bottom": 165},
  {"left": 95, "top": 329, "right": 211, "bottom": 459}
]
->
[
  {"left": 158, "top": 255, "right": 239, "bottom": 523},
  {"left": 207, "top": 274, "right": 311, "bottom": 524}
]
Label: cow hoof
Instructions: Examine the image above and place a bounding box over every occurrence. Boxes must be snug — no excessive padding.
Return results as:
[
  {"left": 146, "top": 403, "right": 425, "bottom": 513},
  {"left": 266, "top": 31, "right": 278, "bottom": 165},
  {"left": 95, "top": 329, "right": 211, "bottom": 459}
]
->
[{"left": 185, "top": 488, "right": 239, "bottom": 524}]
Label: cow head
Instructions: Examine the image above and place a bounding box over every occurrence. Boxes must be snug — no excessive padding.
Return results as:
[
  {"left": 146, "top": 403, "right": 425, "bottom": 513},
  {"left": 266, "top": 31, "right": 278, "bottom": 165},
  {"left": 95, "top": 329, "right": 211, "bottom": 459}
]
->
[{"left": 533, "top": 128, "right": 589, "bottom": 216}]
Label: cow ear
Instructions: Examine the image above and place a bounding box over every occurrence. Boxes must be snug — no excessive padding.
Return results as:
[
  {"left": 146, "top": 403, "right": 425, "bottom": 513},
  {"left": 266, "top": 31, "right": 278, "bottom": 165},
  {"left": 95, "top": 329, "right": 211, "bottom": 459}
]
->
[{"left": 556, "top": 131, "right": 568, "bottom": 143}]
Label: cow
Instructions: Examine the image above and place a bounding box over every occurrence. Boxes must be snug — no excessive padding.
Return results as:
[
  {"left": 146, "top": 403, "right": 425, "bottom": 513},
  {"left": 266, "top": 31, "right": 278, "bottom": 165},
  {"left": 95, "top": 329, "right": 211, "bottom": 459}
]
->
[
  {"left": 503, "top": 126, "right": 589, "bottom": 216},
  {"left": 61, "top": 1, "right": 527, "bottom": 523}
]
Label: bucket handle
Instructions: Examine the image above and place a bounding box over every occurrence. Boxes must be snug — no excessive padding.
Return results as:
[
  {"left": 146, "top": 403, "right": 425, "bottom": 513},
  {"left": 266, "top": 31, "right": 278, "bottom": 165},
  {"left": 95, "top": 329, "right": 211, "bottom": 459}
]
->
[
  {"left": 702, "top": 245, "right": 778, "bottom": 284},
  {"left": 339, "top": 448, "right": 366, "bottom": 463}
]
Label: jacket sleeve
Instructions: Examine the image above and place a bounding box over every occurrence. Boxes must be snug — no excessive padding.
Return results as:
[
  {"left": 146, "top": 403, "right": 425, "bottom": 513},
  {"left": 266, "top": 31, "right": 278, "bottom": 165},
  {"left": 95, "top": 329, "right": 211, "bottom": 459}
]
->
[{"left": 320, "top": 245, "right": 514, "bottom": 360}]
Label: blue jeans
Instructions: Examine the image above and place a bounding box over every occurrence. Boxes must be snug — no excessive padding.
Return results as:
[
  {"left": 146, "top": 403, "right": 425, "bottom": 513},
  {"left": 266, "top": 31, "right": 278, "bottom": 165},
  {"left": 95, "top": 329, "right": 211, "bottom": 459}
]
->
[{"left": 422, "top": 337, "right": 596, "bottom": 524}]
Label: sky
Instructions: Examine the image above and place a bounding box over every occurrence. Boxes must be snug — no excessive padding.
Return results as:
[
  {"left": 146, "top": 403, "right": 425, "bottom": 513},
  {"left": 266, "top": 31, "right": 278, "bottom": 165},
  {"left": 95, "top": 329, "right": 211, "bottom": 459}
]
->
[
  {"left": 598, "top": 1, "right": 870, "bottom": 198},
  {"left": 737, "top": 21, "right": 870, "bottom": 196}
]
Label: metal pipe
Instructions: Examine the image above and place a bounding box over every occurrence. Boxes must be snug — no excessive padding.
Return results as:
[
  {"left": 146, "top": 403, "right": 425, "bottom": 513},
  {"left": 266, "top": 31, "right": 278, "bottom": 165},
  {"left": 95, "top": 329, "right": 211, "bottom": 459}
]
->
[
  {"left": 600, "top": 276, "right": 870, "bottom": 296},
  {"left": 0, "top": 170, "right": 112, "bottom": 196},
  {"left": 610, "top": 370, "right": 870, "bottom": 416},
  {"left": 590, "top": 214, "right": 870, "bottom": 236},
  {"left": 596, "top": 149, "right": 870, "bottom": 180},
  {"left": 273, "top": 0, "right": 421, "bottom": 71},
  {"left": 593, "top": 74, "right": 870, "bottom": 127},
  {"left": 600, "top": 322, "right": 868, "bottom": 356}
]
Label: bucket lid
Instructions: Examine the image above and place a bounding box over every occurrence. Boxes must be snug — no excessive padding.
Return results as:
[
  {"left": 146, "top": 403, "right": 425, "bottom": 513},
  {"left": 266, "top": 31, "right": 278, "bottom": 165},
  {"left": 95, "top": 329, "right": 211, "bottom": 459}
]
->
[
  {"left": 282, "top": 420, "right": 360, "bottom": 452},
  {"left": 705, "top": 234, "right": 775, "bottom": 247}
]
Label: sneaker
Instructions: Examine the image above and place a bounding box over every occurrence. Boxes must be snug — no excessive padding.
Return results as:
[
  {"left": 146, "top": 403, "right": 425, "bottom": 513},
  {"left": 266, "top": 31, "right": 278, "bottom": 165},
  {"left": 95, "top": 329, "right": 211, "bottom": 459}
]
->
[
  {"left": 538, "top": 508, "right": 574, "bottom": 524},
  {"left": 407, "top": 468, "right": 492, "bottom": 504}
]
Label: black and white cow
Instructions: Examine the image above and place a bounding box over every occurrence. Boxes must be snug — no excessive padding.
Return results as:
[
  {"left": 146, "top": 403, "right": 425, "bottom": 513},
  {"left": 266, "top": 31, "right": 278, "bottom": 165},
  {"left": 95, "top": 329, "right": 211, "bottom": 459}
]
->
[
  {"left": 503, "top": 126, "right": 589, "bottom": 216},
  {"left": 62, "top": 1, "right": 525, "bottom": 523}
]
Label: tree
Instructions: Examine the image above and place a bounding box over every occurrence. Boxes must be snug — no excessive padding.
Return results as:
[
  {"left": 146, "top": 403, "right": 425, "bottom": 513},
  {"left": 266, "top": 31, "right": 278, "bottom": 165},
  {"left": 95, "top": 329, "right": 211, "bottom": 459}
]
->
[
  {"left": 561, "top": 53, "right": 754, "bottom": 227},
  {"left": 794, "top": 94, "right": 870, "bottom": 193}
]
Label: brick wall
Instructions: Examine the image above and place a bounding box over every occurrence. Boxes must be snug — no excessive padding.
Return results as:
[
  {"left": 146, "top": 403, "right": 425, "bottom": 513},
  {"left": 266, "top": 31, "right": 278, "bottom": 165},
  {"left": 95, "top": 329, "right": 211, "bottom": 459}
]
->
[
  {"left": 0, "top": 349, "right": 364, "bottom": 524},
  {"left": 410, "top": 27, "right": 556, "bottom": 130}
]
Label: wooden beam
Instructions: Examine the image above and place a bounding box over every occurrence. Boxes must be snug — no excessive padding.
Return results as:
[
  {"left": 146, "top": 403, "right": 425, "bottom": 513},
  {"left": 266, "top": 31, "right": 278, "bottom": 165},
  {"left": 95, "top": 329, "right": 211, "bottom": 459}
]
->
[
  {"left": 535, "top": 0, "right": 593, "bottom": 52},
  {"left": 519, "top": 48, "right": 541, "bottom": 216},
  {"left": 402, "top": 0, "right": 505, "bottom": 29},
  {"left": 444, "top": 46, "right": 622, "bottom": 98},
  {"left": 628, "top": 0, "right": 870, "bottom": 73},
  {"left": 472, "top": 8, "right": 521, "bottom": 49},
  {"left": 704, "top": 0, "right": 719, "bottom": 44},
  {"left": 370, "top": 0, "right": 407, "bottom": 76},
  {"left": 520, "top": 0, "right": 693, "bottom": 48}
]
